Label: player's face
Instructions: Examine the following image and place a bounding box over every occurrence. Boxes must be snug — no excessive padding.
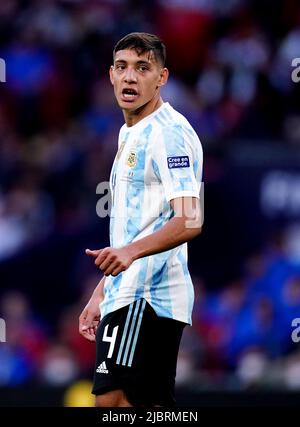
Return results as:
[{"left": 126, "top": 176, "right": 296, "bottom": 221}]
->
[{"left": 110, "top": 49, "right": 168, "bottom": 112}]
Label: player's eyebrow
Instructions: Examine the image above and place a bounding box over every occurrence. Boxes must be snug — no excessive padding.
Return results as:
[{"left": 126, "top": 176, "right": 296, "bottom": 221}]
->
[
  {"left": 136, "top": 60, "right": 151, "bottom": 65},
  {"left": 114, "top": 59, "right": 152, "bottom": 66}
]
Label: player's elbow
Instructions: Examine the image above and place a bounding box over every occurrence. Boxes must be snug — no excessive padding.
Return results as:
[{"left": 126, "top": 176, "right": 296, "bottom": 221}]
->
[
  {"left": 186, "top": 225, "right": 202, "bottom": 241},
  {"left": 183, "top": 218, "right": 202, "bottom": 241}
]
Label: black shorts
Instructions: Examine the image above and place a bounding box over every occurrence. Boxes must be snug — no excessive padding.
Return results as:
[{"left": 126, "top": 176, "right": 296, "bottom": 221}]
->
[{"left": 92, "top": 298, "right": 186, "bottom": 407}]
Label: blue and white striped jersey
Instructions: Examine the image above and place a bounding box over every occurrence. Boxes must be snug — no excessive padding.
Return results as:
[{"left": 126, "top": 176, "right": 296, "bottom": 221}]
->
[{"left": 100, "top": 102, "right": 203, "bottom": 325}]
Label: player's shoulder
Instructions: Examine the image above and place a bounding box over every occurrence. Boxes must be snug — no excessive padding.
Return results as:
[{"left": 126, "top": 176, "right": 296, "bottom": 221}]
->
[
  {"left": 156, "top": 103, "right": 198, "bottom": 138},
  {"left": 154, "top": 102, "right": 187, "bottom": 126}
]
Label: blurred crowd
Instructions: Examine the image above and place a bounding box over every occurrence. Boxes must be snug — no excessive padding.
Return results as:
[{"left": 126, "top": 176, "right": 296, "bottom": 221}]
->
[
  {"left": 180, "top": 225, "right": 300, "bottom": 391},
  {"left": 1, "top": 0, "right": 300, "bottom": 393}
]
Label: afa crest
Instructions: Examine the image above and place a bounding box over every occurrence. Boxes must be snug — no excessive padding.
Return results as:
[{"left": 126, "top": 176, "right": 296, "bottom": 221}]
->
[{"left": 126, "top": 151, "right": 137, "bottom": 168}]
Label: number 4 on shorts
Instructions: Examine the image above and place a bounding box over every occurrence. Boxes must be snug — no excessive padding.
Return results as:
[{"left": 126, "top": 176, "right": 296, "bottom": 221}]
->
[{"left": 102, "top": 324, "right": 119, "bottom": 358}]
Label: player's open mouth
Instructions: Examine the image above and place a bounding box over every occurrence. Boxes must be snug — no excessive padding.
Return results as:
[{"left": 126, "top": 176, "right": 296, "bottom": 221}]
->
[{"left": 121, "top": 88, "right": 138, "bottom": 102}]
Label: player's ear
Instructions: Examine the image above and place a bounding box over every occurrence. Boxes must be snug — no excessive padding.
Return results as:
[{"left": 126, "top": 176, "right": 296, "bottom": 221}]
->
[
  {"left": 157, "top": 67, "right": 169, "bottom": 88},
  {"left": 109, "top": 65, "right": 114, "bottom": 85}
]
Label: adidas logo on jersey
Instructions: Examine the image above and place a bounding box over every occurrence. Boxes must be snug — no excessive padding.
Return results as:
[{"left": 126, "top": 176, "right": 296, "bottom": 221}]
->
[{"left": 96, "top": 361, "right": 109, "bottom": 374}]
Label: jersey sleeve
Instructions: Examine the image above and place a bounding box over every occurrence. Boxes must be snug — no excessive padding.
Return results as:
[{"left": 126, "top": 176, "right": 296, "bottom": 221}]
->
[{"left": 152, "top": 124, "right": 203, "bottom": 202}]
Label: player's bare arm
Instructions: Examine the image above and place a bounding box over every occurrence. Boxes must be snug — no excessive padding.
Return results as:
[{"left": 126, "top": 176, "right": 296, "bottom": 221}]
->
[
  {"left": 86, "top": 196, "right": 201, "bottom": 277},
  {"left": 79, "top": 277, "right": 105, "bottom": 342}
]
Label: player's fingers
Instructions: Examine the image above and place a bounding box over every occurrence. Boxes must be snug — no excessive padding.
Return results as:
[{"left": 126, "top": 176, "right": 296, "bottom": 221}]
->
[
  {"left": 99, "top": 255, "right": 111, "bottom": 270},
  {"left": 94, "top": 251, "right": 108, "bottom": 267},
  {"left": 80, "top": 313, "right": 94, "bottom": 331},
  {"left": 103, "top": 260, "right": 119, "bottom": 276},
  {"left": 79, "top": 321, "right": 96, "bottom": 339},
  {"left": 111, "top": 265, "right": 126, "bottom": 277},
  {"left": 79, "top": 323, "right": 89, "bottom": 335},
  {"left": 88, "top": 327, "right": 96, "bottom": 338},
  {"left": 85, "top": 249, "right": 102, "bottom": 258},
  {"left": 79, "top": 323, "right": 88, "bottom": 334},
  {"left": 100, "top": 255, "right": 118, "bottom": 273},
  {"left": 88, "top": 326, "right": 97, "bottom": 341},
  {"left": 91, "top": 322, "right": 99, "bottom": 335}
]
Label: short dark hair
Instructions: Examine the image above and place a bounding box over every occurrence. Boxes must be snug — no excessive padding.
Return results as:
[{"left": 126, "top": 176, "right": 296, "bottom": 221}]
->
[{"left": 113, "top": 32, "right": 166, "bottom": 67}]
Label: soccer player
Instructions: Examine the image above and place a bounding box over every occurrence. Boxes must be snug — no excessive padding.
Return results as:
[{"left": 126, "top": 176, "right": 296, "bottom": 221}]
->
[{"left": 79, "top": 32, "right": 203, "bottom": 407}]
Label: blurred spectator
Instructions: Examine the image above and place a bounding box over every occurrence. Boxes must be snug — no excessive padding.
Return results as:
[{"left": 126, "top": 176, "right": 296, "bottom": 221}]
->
[
  {"left": 235, "top": 348, "right": 270, "bottom": 388},
  {"left": 282, "top": 352, "right": 300, "bottom": 390},
  {"left": 0, "top": 290, "right": 48, "bottom": 385},
  {"left": 39, "top": 343, "right": 79, "bottom": 386}
]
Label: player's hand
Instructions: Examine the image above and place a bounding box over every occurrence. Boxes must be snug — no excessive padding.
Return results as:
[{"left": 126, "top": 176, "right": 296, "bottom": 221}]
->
[
  {"left": 79, "top": 297, "right": 101, "bottom": 342},
  {"left": 85, "top": 246, "right": 135, "bottom": 276}
]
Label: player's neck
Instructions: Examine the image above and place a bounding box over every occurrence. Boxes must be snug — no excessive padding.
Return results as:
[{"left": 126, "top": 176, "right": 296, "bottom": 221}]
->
[{"left": 123, "top": 96, "right": 163, "bottom": 127}]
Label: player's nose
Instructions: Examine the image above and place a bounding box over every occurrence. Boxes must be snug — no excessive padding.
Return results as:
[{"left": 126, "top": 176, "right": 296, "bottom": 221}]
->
[{"left": 123, "top": 67, "right": 137, "bottom": 83}]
